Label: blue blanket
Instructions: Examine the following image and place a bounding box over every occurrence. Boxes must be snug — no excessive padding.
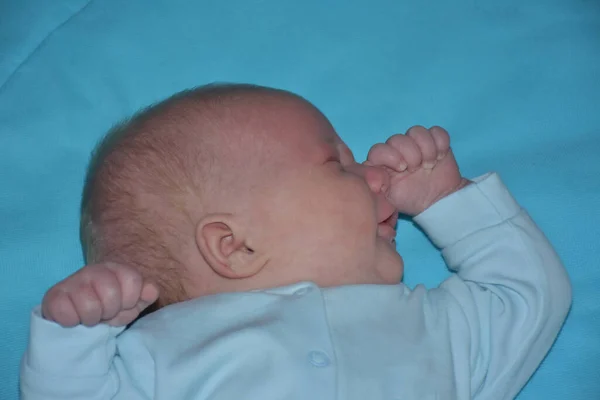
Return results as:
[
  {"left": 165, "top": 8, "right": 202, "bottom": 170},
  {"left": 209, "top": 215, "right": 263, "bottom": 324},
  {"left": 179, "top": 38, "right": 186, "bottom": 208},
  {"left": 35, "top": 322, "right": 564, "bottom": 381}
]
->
[{"left": 1, "top": 0, "right": 598, "bottom": 398}]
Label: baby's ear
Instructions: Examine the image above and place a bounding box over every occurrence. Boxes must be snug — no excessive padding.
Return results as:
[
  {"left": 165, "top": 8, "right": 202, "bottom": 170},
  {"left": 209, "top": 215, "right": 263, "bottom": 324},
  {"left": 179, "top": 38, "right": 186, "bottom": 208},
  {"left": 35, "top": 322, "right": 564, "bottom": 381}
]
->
[{"left": 195, "top": 215, "right": 265, "bottom": 279}]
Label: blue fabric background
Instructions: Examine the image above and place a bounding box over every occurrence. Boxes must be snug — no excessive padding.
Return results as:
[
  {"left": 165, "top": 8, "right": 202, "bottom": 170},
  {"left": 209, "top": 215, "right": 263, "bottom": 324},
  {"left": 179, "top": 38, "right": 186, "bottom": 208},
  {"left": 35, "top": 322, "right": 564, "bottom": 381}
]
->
[{"left": 1, "top": 0, "right": 598, "bottom": 398}]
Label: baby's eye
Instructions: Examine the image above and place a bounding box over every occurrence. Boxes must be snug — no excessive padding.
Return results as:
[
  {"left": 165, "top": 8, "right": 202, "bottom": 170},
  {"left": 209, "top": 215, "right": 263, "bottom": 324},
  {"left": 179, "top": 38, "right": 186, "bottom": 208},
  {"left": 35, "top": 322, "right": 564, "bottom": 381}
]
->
[{"left": 325, "top": 159, "right": 345, "bottom": 172}]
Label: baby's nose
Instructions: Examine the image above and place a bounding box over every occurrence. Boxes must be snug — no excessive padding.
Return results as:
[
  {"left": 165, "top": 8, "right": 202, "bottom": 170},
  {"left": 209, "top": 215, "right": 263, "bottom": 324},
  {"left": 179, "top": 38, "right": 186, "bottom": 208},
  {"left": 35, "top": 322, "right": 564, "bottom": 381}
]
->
[{"left": 362, "top": 163, "right": 390, "bottom": 196}]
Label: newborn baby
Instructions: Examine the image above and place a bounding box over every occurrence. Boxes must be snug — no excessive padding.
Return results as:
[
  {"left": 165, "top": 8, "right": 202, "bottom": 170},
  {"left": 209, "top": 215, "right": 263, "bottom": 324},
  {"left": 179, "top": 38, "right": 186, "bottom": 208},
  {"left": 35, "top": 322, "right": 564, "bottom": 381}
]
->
[{"left": 21, "top": 84, "right": 571, "bottom": 400}]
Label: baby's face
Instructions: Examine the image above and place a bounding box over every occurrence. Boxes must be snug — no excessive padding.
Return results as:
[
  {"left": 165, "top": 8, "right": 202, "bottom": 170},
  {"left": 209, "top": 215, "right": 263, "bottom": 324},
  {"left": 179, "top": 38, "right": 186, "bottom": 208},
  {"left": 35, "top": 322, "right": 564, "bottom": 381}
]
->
[{"left": 242, "top": 99, "right": 403, "bottom": 288}]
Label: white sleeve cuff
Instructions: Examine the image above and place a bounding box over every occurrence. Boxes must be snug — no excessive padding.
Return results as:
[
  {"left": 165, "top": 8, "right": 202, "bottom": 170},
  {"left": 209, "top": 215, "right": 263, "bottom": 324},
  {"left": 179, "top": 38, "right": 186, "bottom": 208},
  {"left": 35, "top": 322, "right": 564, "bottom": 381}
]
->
[
  {"left": 413, "top": 173, "right": 522, "bottom": 249},
  {"left": 24, "top": 305, "right": 125, "bottom": 375}
]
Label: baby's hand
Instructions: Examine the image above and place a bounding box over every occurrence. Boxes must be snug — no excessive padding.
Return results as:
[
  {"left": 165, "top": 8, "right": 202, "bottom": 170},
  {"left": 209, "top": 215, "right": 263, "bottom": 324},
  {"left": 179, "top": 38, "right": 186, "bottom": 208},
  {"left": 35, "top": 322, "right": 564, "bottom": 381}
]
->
[
  {"left": 41, "top": 263, "right": 159, "bottom": 328},
  {"left": 367, "top": 126, "right": 470, "bottom": 216}
]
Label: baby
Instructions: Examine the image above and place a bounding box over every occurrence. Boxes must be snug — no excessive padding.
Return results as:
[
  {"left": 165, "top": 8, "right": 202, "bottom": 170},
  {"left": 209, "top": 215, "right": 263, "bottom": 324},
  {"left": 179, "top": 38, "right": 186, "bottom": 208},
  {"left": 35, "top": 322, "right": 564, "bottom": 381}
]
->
[{"left": 20, "top": 84, "right": 572, "bottom": 399}]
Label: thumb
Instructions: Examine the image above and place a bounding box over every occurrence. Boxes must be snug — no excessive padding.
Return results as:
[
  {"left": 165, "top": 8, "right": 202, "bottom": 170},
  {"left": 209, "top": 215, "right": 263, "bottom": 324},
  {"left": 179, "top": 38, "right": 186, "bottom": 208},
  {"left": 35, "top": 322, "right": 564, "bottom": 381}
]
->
[
  {"left": 138, "top": 282, "right": 160, "bottom": 311},
  {"left": 106, "top": 282, "right": 159, "bottom": 327}
]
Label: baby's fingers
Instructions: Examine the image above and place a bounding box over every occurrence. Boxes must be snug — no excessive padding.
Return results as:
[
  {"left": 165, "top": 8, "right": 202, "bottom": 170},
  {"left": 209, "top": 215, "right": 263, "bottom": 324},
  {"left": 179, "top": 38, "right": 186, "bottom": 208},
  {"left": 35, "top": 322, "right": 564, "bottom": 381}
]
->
[
  {"left": 42, "top": 289, "right": 80, "bottom": 327},
  {"left": 430, "top": 126, "right": 451, "bottom": 160},
  {"left": 107, "top": 282, "right": 159, "bottom": 326},
  {"left": 385, "top": 134, "right": 422, "bottom": 171},
  {"left": 367, "top": 143, "right": 406, "bottom": 172},
  {"left": 90, "top": 268, "right": 123, "bottom": 322},
  {"left": 406, "top": 126, "right": 437, "bottom": 169},
  {"left": 104, "top": 263, "right": 145, "bottom": 310},
  {"left": 71, "top": 283, "right": 103, "bottom": 327}
]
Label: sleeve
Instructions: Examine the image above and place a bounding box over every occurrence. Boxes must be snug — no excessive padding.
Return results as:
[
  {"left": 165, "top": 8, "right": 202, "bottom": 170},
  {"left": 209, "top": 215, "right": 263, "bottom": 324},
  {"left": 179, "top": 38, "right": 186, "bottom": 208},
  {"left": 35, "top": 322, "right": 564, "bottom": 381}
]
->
[
  {"left": 413, "top": 172, "right": 572, "bottom": 400},
  {"left": 20, "top": 306, "right": 135, "bottom": 400}
]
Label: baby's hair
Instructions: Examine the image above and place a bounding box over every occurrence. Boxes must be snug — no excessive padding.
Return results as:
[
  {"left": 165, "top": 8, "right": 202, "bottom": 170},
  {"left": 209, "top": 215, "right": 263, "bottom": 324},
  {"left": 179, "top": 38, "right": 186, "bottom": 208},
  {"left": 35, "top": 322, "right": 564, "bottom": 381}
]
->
[{"left": 80, "top": 83, "right": 295, "bottom": 308}]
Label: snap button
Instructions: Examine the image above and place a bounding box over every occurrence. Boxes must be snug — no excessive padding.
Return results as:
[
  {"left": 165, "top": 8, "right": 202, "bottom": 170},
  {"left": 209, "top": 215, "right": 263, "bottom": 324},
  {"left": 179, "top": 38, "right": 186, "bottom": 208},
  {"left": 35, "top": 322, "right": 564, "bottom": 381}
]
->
[
  {"left": 308, "top": 351, "right": 330, "bottom": 367},
  {"left": 294, "top": 287, "right": 311, "bottom": 297}
]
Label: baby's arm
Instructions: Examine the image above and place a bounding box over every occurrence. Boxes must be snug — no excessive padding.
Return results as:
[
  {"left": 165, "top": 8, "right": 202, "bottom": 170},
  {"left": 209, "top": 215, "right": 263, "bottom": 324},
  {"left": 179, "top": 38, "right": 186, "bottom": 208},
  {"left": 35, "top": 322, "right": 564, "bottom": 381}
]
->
[
  {"left": 368, "top": 126, "right": 572, "bottom": 398},
  {"left": 415, "top": 173, "right": 571, "bottom": 399},
  {"left": 20, "top": 263, "right": 158, "bottom": 399}
]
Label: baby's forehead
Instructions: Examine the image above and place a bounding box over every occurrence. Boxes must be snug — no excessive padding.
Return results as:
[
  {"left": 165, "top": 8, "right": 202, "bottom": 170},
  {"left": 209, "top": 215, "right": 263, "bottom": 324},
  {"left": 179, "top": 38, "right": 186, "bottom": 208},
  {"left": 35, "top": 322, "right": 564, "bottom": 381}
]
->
[
  {"left": 168, "top": 90, "right": 354, "bottom": 172},
  {"left": 198, "top": 95, "right": 338, "bottom": 151}
]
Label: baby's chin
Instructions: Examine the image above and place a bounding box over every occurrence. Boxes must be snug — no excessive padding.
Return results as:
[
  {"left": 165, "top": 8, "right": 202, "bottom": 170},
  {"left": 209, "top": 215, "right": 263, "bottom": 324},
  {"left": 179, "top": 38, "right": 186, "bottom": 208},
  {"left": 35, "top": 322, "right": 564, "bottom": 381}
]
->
[{"left": 374, "top": 237, "right": 404, "bottom": 284}]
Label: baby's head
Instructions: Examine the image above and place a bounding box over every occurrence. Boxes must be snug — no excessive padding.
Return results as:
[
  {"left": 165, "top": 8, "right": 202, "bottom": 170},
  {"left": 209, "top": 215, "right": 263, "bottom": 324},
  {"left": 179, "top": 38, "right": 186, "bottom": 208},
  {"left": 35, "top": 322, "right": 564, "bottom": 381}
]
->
[{"left": 81, "top": 84, "right": 402, "bottom": 309}]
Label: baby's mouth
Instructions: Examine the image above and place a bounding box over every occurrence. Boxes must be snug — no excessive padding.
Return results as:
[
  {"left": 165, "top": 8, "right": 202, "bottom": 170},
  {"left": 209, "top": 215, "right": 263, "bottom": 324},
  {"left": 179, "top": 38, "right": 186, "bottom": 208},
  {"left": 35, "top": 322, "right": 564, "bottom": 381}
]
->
[
  {"left": 378, "top": 223, "right": 396, "bottom": 244},
  {"left": 377, "top": 211, "right": 398, "bottom": 244}
]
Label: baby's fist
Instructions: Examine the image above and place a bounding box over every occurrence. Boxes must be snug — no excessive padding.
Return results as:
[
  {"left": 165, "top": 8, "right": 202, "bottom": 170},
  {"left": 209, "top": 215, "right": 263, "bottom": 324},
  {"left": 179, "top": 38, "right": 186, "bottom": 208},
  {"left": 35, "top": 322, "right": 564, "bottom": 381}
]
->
[
  {"left": 367, "top": 126, "right": 469, "bottom": 216},
  {"left": 42, "top": 262, "right": 159, "bottom": 327}
]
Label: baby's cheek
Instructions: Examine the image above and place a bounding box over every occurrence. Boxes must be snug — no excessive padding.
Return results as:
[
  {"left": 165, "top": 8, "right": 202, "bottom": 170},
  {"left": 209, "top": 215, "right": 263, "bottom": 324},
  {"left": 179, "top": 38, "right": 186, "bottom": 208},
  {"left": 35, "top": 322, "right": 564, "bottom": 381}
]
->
[
  {"left": 344, "top": 210, "right": 378, "bottom": 252},
  {"left": 352, "top": 187, "right": 379, "bottom": 231},
  {"left": 356, "top": 215, "right": 376, "bottom": 236}
]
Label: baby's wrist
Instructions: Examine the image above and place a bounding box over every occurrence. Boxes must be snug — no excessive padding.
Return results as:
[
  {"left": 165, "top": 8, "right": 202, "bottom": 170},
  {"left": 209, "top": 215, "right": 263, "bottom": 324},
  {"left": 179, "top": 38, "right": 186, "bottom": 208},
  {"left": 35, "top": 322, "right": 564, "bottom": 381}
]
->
[
  {"left": 454, "top": 178, "right": 473, "bottom": 192},
  {"left": 441, "top": 177, "right": 472, "bottom": 198},
  {"left": 425, "top": 178, "right": 472, "bottom": 212}
]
